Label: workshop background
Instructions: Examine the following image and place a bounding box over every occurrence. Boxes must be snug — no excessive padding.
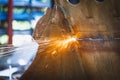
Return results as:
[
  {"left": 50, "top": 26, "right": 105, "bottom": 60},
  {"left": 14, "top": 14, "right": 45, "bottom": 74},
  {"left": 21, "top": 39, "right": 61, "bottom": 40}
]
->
[{"left": 0, "top": 0, "right": 51, "bottom": 45}]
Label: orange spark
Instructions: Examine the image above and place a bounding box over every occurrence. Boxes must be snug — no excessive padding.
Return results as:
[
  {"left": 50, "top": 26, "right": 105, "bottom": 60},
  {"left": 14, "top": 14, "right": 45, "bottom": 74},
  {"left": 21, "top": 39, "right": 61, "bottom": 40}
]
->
[{"left": 38, "top": 36, "right": 80, "bottom": 54}]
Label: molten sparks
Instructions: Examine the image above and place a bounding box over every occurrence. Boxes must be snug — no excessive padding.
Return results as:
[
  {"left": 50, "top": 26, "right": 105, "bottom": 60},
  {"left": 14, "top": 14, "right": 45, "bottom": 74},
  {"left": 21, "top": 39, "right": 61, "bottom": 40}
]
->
[
  {"left": 38, "top": 36, "right": 79, "bottom": 54},
  {"left": 55, "top": 37, "right": 77, "bottom": 49}
]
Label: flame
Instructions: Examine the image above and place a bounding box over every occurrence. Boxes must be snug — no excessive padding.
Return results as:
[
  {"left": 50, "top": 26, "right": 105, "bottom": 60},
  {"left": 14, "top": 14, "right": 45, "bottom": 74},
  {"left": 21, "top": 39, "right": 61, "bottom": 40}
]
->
[{"left": 65, "top": 37, "right": 77, "bottom": 43}]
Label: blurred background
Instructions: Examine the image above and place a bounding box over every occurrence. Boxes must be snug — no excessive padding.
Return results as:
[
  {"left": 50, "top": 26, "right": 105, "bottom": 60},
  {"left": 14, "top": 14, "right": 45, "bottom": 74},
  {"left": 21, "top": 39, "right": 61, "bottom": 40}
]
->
[
  {"left": 0, "top": 0, "right": 51, "bottom": 80},
  {"left": 0, "top": 0, "right": 51, "bottom": 45}
]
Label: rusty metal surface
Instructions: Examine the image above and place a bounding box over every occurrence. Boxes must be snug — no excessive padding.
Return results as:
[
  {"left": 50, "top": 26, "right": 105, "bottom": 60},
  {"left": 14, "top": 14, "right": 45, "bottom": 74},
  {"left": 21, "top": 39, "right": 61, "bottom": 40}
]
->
[{"left": 20, "top": 0, "right": 120, "bottom": 80}]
